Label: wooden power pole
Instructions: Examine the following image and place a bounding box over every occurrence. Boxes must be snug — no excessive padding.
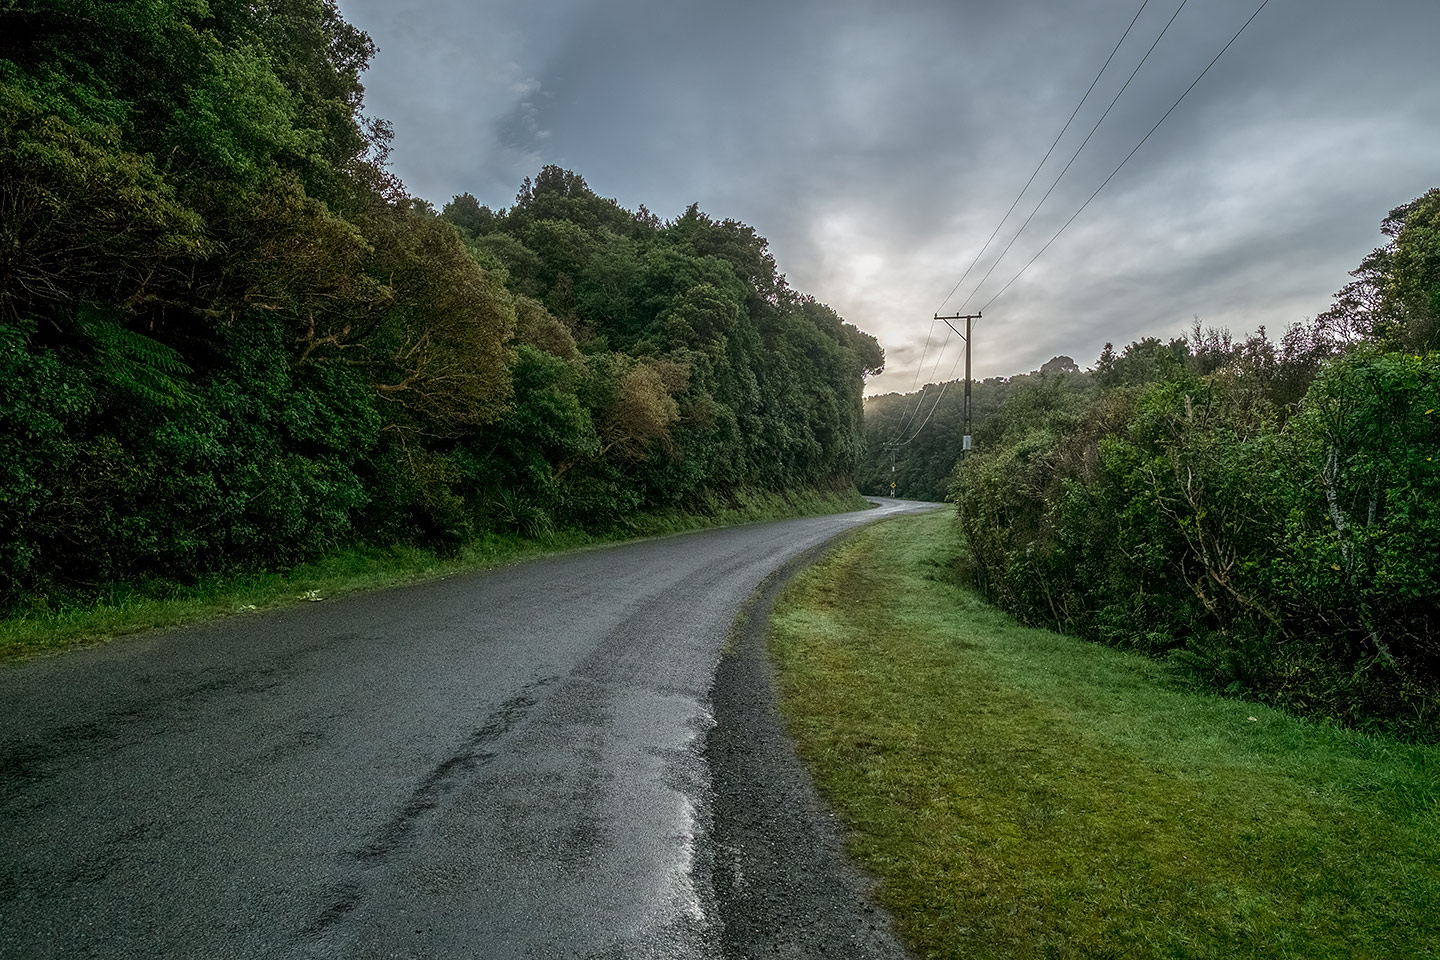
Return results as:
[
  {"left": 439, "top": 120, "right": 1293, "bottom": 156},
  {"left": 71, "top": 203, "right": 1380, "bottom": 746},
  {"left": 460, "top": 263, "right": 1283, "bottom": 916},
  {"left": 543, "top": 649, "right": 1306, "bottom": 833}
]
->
[{"left": 935, "top": 313, "right": 981, "bottom": 456}]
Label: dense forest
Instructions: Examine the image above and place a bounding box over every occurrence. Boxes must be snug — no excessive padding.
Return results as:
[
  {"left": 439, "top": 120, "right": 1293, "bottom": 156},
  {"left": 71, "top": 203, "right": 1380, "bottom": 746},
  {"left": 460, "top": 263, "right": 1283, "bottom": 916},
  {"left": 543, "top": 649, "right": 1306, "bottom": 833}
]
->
[
  {"left": 0, "top": 1, "right": 882, "bottom": 614},
  {"left": 870, "top": 191, "right": 1440, "bottom": 738},
  {"left": 859, "top": 354, "right": 1087, "bottom": 501}
]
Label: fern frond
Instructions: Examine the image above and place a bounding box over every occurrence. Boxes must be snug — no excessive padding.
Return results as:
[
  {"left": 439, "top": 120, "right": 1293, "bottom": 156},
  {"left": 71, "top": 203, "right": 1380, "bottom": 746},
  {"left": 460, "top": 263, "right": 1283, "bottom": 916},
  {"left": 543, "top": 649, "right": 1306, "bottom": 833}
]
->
[{"left": 77, "top": 304, "right": 195, "bottom": 408}]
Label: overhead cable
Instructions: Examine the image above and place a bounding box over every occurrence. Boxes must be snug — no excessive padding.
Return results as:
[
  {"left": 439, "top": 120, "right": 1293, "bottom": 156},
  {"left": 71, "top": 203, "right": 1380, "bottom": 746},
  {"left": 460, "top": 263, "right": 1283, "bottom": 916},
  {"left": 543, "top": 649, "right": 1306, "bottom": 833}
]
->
[
  {"left": 979, "top": 0, "right": 1273, "bottom": 313},
  {"left": 898, "top": 342, "right": 968, "bottom": 445},
  {"left": 893, "top": 324, "right": 953, "bottom": 439},
  {"left": 904, "top": 321, "right": 937, "bottom": 395},
  {"left": 894, "top": 0, "right": 1273, "bottom": 449},
  {"left": 958, "top": 0, "right": 1192, "bottom": 312},
  {"left": 934, "top": 0, "right": 1153, "bottom": 315},
  {"left": 891, "top": 319, "right": 939, "bottom": 438},
  {"left": 899, "top": 0, "right": 1156, "bottom": 447}
]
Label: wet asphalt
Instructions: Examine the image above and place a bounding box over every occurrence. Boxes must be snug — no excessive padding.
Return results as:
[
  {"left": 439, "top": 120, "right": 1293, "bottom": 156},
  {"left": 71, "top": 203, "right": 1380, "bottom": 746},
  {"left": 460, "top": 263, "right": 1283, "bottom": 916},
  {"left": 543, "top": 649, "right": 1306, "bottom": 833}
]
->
[{"left": 0, "top": 499, "right": 937, "bottom": 959}]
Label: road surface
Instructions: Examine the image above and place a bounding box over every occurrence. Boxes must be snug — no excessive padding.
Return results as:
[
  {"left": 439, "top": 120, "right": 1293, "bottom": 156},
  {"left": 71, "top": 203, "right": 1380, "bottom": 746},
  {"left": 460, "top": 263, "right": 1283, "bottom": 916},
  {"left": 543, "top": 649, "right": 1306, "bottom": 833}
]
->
[{"left": 0, "top": 498, "right": 937, "bottom": 958}]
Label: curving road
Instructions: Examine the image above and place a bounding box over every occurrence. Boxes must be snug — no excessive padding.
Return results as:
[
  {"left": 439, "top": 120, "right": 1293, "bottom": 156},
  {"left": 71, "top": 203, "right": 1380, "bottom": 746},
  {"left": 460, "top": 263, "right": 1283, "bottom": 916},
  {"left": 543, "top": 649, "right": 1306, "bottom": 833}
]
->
[{"left": 0, "top": 498, "right": 936, "bottom": 959}]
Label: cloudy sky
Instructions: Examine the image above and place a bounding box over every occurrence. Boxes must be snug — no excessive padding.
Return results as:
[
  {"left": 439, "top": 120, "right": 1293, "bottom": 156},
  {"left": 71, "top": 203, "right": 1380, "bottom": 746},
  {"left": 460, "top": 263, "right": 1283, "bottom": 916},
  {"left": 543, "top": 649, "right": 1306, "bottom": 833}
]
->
[{"left": 335, "top": 0, "right": 1439, "bottom": 395}]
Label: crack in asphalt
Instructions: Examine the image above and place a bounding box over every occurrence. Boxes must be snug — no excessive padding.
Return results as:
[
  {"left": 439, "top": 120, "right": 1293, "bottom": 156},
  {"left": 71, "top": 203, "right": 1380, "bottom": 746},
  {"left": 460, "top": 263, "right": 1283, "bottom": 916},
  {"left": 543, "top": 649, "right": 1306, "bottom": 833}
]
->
[
  {"left": 355, "top": 675, "right": 559, "bottom": 866},
  {"left": 304, "top": 675, "right": 561, "bottom": 942}
]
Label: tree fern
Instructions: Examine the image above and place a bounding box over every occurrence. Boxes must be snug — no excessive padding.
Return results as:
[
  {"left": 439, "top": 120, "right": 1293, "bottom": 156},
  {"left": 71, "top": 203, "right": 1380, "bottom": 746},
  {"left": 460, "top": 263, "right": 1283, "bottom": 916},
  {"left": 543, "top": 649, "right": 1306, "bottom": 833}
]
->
[{"left": 76, "top": 304, "right": 194, "bottom": 408}]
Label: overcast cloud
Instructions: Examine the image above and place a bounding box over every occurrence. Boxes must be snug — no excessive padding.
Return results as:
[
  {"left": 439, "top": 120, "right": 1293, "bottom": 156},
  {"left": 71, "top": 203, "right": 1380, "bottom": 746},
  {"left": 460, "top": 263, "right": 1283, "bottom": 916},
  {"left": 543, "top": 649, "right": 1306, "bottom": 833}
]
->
[{"left": 335, "top": 0, "right": 1440, "bottom": 394}]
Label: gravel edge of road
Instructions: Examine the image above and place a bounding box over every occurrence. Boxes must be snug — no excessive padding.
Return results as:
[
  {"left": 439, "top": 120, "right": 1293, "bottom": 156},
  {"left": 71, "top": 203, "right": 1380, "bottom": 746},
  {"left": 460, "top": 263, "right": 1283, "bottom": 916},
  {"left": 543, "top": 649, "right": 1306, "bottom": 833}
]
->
[{"left": 704, "top": 529, "right": 915, "bottom": 960}]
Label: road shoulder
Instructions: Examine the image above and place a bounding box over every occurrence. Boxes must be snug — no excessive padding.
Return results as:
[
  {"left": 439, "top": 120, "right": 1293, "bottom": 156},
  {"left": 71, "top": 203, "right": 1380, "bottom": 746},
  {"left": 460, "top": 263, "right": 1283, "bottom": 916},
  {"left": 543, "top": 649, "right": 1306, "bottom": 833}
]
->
[{"left": 704, "top": 536, "right": 913, "bottom": 960}]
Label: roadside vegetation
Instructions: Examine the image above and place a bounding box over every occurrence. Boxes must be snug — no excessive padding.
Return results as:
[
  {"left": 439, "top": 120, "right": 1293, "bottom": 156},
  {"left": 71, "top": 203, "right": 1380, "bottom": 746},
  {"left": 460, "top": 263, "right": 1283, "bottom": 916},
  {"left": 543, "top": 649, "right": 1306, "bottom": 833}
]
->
[
  {"left": 0, "top": 1, "right": 881, "bottom": 631},
  {"left": 0, "top": 486, "right": 866, "bottom": 660},
  {"left": 863, "top": 190, "right": 1440, "bottom": 740},
  {"left": 770, "top": 511, "right": 1440, "bottom": 960},
  {"left": 859, "top": 354, "right": 1092, "bottom": 502}
]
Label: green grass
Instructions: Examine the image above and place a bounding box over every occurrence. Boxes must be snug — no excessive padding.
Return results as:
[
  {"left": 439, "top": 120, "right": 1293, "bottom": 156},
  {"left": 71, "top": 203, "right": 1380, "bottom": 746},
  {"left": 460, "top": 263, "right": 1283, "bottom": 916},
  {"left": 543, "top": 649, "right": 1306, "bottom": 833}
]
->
[
  {"left": 1, "top": 486, "right": 870, "bottom": 662},
  {"left": 769, "top": 511, "right": 1440, "bottom": 960}
]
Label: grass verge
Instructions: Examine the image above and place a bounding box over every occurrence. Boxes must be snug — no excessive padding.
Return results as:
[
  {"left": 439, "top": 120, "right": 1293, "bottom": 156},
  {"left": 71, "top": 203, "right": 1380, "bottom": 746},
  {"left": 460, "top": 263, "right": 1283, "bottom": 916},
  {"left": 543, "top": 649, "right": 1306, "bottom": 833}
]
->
[
  {"left": 769, "top": 510, "right": 1440, "bottom": 960},
  {"left": 1, "top": 486, "right": 869, "bottom": 662}
]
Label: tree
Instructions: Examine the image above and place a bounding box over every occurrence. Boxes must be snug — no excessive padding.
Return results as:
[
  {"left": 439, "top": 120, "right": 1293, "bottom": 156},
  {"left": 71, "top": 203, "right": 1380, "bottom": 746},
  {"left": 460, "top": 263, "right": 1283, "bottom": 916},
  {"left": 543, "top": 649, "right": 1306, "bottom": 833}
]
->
[
  {"left": 441, "top": 192, "right": 496, "bottom": 237},
  {"left": 1320, "top": 188, "right": 1440, "bottom": 351},
  {"left": 0, "top": 0, "right": 883, "bottom": 621}
]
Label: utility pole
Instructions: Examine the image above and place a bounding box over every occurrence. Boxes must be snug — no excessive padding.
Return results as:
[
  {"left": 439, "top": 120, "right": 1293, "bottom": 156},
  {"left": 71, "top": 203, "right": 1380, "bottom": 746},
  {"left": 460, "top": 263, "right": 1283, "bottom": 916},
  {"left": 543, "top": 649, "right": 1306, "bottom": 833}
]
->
[{"left": 935, "top": 312, "right": 981, "bottom": 456}]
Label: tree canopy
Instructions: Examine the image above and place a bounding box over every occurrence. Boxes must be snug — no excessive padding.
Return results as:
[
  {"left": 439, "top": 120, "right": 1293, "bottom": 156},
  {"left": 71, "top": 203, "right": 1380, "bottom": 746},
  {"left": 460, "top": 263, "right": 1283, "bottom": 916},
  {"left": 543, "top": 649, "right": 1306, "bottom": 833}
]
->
[{"left": 0, "top": 2, "right": 881, "bottom": 610}]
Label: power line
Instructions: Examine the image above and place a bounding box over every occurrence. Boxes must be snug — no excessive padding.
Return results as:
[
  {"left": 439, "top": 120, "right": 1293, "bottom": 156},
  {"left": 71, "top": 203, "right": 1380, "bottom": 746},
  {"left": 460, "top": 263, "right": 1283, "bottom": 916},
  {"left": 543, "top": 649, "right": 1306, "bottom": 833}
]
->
[
  {"left": 904, "top": 321, "right": 937, "bottom": 394},
  {"left": 893, "top": 323, "right": 952, "bottom": 439},
  {"left": 892, "top": 318, "right": 940, "bottom": 437},
  {"left": 893, "top": 0, "right": 1273, "bottom": 458},
  {"left": 899, "top": 0, "right": 1155, "bottom": 452},
  {"left": 934, "top": 0, "right": 1153, "bottom": 315},
  {"left": 957, "top": 0, "right": 1191, "bottom": 313},
  {"left": 979, "top": 0, "right": 1273, "bottom": 313},
  {"left": 898, "top": 342, "right": 968, "bottom": 445}
]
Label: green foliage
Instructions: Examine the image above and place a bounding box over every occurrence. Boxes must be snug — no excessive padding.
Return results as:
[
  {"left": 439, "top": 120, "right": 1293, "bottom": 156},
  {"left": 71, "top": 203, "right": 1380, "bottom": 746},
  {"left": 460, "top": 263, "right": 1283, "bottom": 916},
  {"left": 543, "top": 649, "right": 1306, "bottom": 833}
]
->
[
  {"left": 943, "top": 193, "right": 1440, "bottom": 738},
  {"left": 1095, "top": 335, "right": 1191, "bottom": 387},
  {"left": 0, "top": 2, "right": 879, "bottom": 617},
  {"left": 859, "top": 360, "right": 1096, "bottom": 501},
  {"left": 770, "top": 511, "right": 1440, "bottom": 960},
  {"left": 1323, "top": 188, "right": 1440, "bottom": 351},
  {"left": 76, "top": 304, "right": 193, "bottom": 407}
]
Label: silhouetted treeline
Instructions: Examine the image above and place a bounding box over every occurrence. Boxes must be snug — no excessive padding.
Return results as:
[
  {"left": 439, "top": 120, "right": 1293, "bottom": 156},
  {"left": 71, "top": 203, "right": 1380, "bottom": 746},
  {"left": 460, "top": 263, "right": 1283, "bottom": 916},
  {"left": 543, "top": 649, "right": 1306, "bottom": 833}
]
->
[
  {"left": 949, "top": 191, "right": 1440, "bottom": 739},
  {"left": 0, "top": 1, "right": 881, "bottom": 611}
]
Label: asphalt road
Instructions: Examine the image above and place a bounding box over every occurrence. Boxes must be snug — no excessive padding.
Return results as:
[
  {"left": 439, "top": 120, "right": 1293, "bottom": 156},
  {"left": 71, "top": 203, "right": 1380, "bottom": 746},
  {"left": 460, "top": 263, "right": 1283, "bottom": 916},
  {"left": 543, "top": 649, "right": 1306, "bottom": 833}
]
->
[{"left": 0, "top": 498, "right": 937, "bottom": 959}]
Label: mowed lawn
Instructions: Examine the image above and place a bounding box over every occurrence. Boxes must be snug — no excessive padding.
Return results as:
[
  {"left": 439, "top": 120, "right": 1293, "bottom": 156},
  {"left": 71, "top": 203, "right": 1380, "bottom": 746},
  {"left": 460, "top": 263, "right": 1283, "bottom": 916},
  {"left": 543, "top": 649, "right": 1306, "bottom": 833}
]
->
[{"left": 768, "top": 511, "right": 1439, "bottom": 960}]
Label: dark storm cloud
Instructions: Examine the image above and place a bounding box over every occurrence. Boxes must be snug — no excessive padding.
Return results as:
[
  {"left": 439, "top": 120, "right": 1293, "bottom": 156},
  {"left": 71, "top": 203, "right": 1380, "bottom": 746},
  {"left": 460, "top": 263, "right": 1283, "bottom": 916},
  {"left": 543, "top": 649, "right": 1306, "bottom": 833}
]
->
[{"left": 337, "top": 0, "right": 1440, "bottom": 392}]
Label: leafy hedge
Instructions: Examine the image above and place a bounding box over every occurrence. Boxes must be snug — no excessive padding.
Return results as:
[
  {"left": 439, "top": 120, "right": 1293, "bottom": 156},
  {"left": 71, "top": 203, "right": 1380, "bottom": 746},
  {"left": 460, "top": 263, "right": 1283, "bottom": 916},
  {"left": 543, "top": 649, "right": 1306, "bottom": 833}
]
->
[{"left": 951, "top": 191, "right": 1440, "bottom": 739}]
